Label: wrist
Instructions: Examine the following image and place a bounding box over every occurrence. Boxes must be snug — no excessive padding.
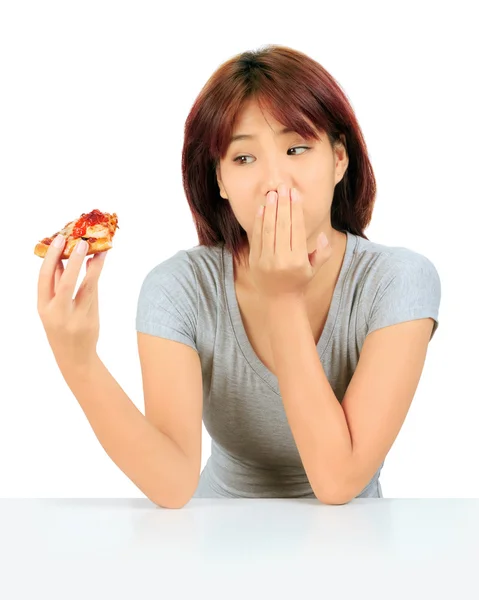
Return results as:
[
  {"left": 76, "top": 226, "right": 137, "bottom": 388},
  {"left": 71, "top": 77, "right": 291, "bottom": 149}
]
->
[
  {"left": 263, "top": 294, "right": 307, "bottom": 327},
  {"left": 54, "top": 351, "right": 101, "bottom": 377},
  {"left": 263, "top": 293, "right": 306, "bottom": 312}
]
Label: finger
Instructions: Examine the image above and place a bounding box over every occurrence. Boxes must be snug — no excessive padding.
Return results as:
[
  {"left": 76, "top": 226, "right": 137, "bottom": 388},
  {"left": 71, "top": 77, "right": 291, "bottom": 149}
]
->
[
  {"left": 276, "top": 185, "right": 292, "bottom": 254},
  {"left": 250, "top": 202, "right": 265, "bottom": 264},
  {"left": 87, "top": 254, "right": 104, "bottom": 315},
  {"left": 291, "top": 188, "right": 308, "bottom": 257},
  {"left": 56, "top": 239, "right": 89, "bottom": 301},
  {"left": 75, "top": 251, "right": 107, "bottom": 312},
  {"left": 262, "top": 190, "right": 278, "bottom": 258},
  {"left": 54, "top": 260, "right": 65, "bottom": 293},
  {"left": 83, "top": 256, "right": 98, "bottom": 316},
  {"left": 37, "top": 234, "right": 66, "bottom": 312},
  {"left": 89, "top": 280, "right": 99, "bottom": 317}
]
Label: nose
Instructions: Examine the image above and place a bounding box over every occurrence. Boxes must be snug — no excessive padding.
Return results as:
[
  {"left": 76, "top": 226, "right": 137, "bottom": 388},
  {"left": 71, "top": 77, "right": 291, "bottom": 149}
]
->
[
  {"left": 261, "top": 157, "right": 292, "bottom": 198},
  {"left": 264, "top": 182, "right": 289, "bottom": 199}
]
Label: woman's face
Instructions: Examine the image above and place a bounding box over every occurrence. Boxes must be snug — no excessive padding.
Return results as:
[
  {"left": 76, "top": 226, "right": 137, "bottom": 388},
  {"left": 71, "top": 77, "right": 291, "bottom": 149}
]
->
[{"left": 216, "top": 98, "right": 348, "bottom": 257}]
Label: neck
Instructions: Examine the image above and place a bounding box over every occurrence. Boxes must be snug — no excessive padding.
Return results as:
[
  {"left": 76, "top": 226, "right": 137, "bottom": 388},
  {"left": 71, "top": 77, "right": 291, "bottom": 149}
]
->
[{"left": 234, "top": 229, "right": 348, "bottom": 298}]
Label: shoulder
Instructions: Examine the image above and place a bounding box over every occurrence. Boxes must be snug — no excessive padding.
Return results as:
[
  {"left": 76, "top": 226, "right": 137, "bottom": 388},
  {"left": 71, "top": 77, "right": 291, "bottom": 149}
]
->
[
  {"left": 139, "top": 244, "right": 222, "bottom": 287},
  {"left": 351, "top": 235, "right": 441, "bottom": 339},
  {"left": 135, "top": 244, "right": 225, "bottom": 349},
  {"left": 354, "top": 235, "right": 441, "bottom": 291},
  {"left": 137, "top": 243, "right": 225, "bottom": 315}
]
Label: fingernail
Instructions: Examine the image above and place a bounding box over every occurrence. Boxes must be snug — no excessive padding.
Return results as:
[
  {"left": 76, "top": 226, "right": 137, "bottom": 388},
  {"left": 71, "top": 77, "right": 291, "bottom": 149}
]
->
[
  {"left": 53, "top": 234, "right": 64, "bottom": 248},
  {"left": 76, "top": 240, "right": 88, "bottom": 254},
  {"left": 98, "top": 251, "right": 107, "bottom": 260},
  {"left": 320, "top": 232, "right": 329, "bottom": 248}
]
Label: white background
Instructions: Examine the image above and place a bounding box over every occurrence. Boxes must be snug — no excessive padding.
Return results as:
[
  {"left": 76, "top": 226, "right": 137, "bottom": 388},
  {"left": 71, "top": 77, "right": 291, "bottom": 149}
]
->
[{"left": 1, "top": 0, "right": 477, "bottom": 499}]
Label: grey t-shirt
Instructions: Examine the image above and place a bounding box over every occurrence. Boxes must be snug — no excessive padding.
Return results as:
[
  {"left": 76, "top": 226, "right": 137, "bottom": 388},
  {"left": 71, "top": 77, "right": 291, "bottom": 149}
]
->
[{"left": 136, "top": 231, "right": 441, "bottom": 499}]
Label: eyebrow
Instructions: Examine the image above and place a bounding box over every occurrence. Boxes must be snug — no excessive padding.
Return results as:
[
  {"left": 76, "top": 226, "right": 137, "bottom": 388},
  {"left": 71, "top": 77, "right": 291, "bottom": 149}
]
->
[{"left": 229, "top": 127, "right": 297, "bottom": 144}]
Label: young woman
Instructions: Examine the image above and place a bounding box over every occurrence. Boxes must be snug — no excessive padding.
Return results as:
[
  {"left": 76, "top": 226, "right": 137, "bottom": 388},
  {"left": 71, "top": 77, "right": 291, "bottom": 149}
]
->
[{"left": 37, "top": 45, "right": 441, "bottom": 508}]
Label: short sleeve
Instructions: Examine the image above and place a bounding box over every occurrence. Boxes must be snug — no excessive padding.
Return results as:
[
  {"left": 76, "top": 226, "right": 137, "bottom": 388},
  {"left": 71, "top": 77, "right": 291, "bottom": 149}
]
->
[
  {"left": 136, "top": 250, "right": 199, "bottom": 352},
  {"left": 367, "top": 253, "right": 441, "bottom": 341}
]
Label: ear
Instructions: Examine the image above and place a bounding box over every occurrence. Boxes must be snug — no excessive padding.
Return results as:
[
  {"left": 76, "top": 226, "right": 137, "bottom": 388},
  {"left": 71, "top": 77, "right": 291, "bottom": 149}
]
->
[
  {"left": 334, "top": 134, "right": 349, "bottom": 184},
  {"left": 216, "top": 164, "right": 228, "bottom": 200}
]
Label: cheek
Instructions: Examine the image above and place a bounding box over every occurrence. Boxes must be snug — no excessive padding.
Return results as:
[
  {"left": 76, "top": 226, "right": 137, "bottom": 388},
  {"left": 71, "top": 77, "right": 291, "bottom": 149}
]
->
[
  {"left": 229, "top": 201, "right": 254, "bottom": 230},
  {"left": 300, "top": 198, "right": 326, "bottom": 226}
]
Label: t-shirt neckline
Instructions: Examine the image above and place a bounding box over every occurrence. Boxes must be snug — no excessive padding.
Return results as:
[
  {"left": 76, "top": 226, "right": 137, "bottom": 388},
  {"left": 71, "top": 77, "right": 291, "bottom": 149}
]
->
[{"left": 223, "top": 230, "right": 358, "bottom": 393}]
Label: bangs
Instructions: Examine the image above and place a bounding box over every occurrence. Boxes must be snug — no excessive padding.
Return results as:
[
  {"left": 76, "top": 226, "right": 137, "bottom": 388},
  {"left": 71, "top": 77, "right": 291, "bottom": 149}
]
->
[{"left": 212, "top": 73, "right": 330, "bottom": 164}]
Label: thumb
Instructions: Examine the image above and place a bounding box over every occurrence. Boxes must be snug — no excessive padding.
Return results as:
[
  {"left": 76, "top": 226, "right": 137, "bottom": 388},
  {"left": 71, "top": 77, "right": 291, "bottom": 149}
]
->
[
  {"left": 308, "top": 232, "right": 330, "bottom": 270},
  {"left": 76, "top": 251, "right": 107, "bottom": 313},
  {"left": 89, "top": 251, "right": 108, "bottom": 310},
  {"left": 308, "top": 247, "right": 318, "bottom": 266}
]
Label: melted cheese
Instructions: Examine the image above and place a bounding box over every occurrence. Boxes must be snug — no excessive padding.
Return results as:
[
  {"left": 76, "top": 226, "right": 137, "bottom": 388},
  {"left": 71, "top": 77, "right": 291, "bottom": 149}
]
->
[{"left": 83, "top": 223, "right": 110, "bottom": 238}]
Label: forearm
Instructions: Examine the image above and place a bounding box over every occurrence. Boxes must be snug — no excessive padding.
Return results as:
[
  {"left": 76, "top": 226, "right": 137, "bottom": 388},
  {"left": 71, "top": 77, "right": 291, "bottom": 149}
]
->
[
  {"left": 266, "top": 296, "right": 353, "bottom": 503},
  {"left": 55, "top": 354, "right": 194, "bottom": 509}
]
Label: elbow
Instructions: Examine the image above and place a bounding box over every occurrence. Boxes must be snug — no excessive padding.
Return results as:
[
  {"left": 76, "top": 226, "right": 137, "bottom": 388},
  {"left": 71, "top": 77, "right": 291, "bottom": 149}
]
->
[
  {"left": 313, "top": 480, "right": 355, "bottom": 506},
  {"left": 154, "top": 500, "right": 190, "bottom": 510},
  {"left": 149, "top": 477, "right": 198, "bottom": 510},
  {"left": 150, "top": 492, "right": 194, "bottom": 510},
  {"left": 149, "top": 463, "right": 200, "bottom": 509},
  {"left": 318, "top": 494, "right": 353, "bottom": 506}
]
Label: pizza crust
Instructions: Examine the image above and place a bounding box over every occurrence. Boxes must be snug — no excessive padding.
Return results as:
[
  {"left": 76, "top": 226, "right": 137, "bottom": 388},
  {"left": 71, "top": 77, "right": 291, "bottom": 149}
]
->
[
  {"left": 34, "top": 210, "right": 118, "bottom": 259},
  {"left": 34, "top": 236, "right": 113, "bottom": 260}
]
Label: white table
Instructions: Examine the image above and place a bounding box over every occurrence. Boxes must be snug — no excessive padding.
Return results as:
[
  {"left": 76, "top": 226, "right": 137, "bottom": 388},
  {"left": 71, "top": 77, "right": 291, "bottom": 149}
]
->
[{"left": 1, "top": 498, "right": 478, "bottom": 599}]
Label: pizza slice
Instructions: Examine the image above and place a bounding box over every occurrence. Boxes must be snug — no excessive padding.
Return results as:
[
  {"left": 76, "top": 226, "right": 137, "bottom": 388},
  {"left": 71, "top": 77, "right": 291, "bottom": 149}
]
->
[{"left": 34, "top": 209, "right": 119, "bottom": 260}]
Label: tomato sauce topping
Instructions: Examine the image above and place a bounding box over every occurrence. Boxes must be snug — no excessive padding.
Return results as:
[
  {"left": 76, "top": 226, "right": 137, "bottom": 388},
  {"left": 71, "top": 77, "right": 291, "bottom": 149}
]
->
[{"left": 72, "top": 209, "right": 109, "bottom": 238}]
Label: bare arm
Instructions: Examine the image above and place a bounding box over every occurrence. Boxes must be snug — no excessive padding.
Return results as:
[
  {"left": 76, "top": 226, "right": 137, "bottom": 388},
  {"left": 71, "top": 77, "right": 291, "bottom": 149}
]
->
[{"left": 57, "top": 354, "right": 196, "bottom": 509}]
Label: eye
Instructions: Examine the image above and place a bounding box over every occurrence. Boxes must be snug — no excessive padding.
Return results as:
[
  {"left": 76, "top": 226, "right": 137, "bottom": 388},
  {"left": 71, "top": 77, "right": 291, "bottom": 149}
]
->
[{"left": 233, "top": 146, "right": 311, "bottom": 165}]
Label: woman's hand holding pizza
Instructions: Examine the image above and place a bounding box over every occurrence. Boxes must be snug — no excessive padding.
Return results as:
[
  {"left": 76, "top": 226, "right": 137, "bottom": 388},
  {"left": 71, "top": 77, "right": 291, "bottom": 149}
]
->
[
  {"left": 248, "top": 184, "right": 333, "bottom": 301},
  {"left": 37, "top": 235, "right": 107, "bottom": 369}
]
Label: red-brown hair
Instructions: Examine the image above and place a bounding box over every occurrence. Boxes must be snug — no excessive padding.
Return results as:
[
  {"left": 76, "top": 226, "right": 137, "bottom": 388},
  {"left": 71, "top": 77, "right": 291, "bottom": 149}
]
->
[{"left": 181, "top": 44, "right": 376, "bottom": 268}]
